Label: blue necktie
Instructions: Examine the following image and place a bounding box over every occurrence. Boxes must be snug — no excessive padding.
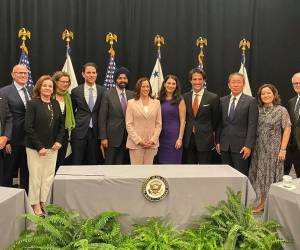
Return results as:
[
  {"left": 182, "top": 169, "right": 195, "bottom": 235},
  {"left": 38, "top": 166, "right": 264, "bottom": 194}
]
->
[
  {"left": 228, "top": 97, "right": 236, "bottom": 121},
  {"left": 88, "top": 88, "right": 94, "bottom": 128},
  {"left": 88, "top": 88, "right": 94, "bottom": 111}
]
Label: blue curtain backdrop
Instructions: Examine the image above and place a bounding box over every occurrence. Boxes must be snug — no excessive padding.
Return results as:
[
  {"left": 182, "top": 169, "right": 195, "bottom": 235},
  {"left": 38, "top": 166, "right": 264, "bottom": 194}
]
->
[{"left": 0, "top": 0, "right": 299, "bottom": 103}]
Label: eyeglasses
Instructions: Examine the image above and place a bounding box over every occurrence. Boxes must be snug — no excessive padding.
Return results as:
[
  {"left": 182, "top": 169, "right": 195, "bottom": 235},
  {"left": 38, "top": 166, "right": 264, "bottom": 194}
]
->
[
  {"left": 13, "top": 72, "right": 28, "bottom": 75},
  {"left": 292, "top": 82, "right": 300, "bottom": 86},
  {"left": 58, "top": 80, "right": 70, "bottom": 84}
]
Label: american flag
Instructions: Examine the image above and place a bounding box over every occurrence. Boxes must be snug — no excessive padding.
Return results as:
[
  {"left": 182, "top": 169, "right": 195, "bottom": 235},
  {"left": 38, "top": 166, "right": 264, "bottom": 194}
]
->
[
  {"left": 103, "top": 56, "right": 116, "bottom": 89},
  {"left": 19, "top": 48, "right": 34, "bottom": 87}
]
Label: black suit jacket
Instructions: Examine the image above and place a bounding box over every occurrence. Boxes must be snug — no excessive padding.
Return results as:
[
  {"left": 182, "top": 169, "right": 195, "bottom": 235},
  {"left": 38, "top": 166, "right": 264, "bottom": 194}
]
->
[
  {"left": 0, "top": 84, "right": 32, "bottom": 146},
  {"left": 287, "top": 96, "right": 300, "bottom": 149},
  {"left": 99, "top": 88, "right": 135, "bottom": 147},
  {"left": 71, "top": 83, "right": 105, "bottom": 139},
  {"left": 24, "top": 99, "right": 65, "bottom": 151},
  {"left": 183, "top": 89, "right": 220, "bottom": 151},
  {"left": 216, "top": 93, "right": 258, "bottom": 153},
  {"left": 0, "top": 93, "right": 12, "bottom": 140}
]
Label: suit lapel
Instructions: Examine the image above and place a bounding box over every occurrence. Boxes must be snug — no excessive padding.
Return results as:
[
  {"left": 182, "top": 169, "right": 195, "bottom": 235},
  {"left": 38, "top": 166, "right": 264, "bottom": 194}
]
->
[
  {"left": 136, "top": 99, "right": 147, "bottom": 118},
  {"left": 12, "top": 85, "right": 26, "bottom": 106},
  {"left": 196, "top": 90, "right": 208, "bottom": 117},
  {"left": 223, "top": 95, "right": 231, "bottom": 121},
  {"left": 112, "top": 88, "right": 123, "bottom": 116},
  {"left": 79, "top": 85, "right": 90, "bottom": 111},
  {"left": 92, "top": 85, "right": 102, "bottom": 111},
  {"left": 232, "top": 93, "right": 245, "bottom": 119},
  {"left": 186, "top": 92, "right": 193, "bottom": 117}
]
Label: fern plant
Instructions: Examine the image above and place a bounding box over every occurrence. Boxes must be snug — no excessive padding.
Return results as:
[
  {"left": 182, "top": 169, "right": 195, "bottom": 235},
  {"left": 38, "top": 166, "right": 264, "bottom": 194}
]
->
[
  {"left": 201, "top": 188, "right": 288, "bottom": 250},
  {"left": 132, "top": 218, "right": 189, "bottom": 250},
  {"left": 183, "top": 221, "right": 224, "bottom": 250},
  {"left": 7, "top": 205, "right": 126, "bottom": 250}
]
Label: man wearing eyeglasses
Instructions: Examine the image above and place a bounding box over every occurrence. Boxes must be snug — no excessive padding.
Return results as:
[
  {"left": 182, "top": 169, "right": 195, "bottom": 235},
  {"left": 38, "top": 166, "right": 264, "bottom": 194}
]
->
[
  {"left": 284, "top": 73, "right": 300, "bottom": 177},
  {"left": 0, "top": 64, "right": 32, "bottom": 191}
]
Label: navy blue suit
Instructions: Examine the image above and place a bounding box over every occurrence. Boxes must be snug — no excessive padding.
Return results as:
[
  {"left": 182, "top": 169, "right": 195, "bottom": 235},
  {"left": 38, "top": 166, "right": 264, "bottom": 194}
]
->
[
  {"left": 0, "top": 84, "right": 32, "bottom": 190},
  {"left": 71, "top": 83, "right": 105, "bottom": 165}
]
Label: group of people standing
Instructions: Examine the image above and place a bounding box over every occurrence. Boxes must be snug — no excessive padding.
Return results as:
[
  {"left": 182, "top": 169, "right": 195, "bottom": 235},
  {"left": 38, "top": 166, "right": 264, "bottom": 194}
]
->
[{"left": 0, "top": 63, "right": 299, "bottom": 216}]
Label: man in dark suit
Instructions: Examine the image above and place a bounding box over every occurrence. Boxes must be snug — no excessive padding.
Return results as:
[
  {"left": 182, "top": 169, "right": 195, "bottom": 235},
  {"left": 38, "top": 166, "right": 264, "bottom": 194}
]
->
[
  {"left": 71, "top": 62, "right": 105, "bottom": 165},
  {"left": 216, "top": 72, "right": 258, "bottom": 176},
  {"left": 183, "top": 68, "right": 219, "bottom": 164},
  {"left": 0, "top": 64, "right": 32, "bottom": 191},
  {"left": 0, "top": 93, "right": 12, "bottom": 185},
  {"left": 99, "top": 67, "right": 135, "bottom": 164},
  {"left": 284, "top": 72, "right": 300, "bottom": 177}
]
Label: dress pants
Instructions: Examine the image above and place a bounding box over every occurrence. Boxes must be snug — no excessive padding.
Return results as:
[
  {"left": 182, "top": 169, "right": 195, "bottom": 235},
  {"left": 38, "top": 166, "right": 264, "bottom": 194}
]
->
[
  {"left": 71, "top": 128, "right": 101, "bottom": 165},
  {"left": 284, "top": 145, "right": 300, "bottom": 177},
  {"left": 26, "top": 148, "right": 58, "bottom": 205},
  {"left": 104, "top": 134, "right": 130, "bottom": 165},
  {"left": 184, "top": 134, "right": 212, "bottom": 164},
  {"left": 221, "top": 150, "right": 250, "bottom": 176},
  {"left": 129, "top": 148, "right": 158, "bottom": 165},
  {"left": 56, "top": 129, "right": 69, "bottom": 171},
  {"left": 3, "top": 145, "right": 29, "bottom": 192}
]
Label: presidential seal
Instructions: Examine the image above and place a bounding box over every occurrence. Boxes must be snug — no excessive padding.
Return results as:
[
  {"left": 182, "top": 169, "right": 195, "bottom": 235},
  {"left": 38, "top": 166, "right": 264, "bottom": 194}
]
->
[{"left": 142, "top": 175, "right": 169, "bottom": 201}]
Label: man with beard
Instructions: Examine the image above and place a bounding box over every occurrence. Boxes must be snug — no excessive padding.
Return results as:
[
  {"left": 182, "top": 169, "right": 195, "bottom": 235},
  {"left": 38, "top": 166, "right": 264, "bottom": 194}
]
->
[{"left": 99, "top": 67, "right": 135, "bottom": 164}]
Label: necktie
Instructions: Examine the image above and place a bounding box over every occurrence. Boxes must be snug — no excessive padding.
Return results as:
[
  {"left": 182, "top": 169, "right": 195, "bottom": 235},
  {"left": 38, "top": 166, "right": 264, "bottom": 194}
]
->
[
  {"left": 193, "top": 93, "right": 199, "bottom": 116},
  {"left": 120, "top": 92, "right": 127, "bottom": 115},
  {"left": 88, "top": 87, "right": 95, "bottom": 111},
  {"left": 228, "top": 97, "right": 236, "bottom": 121},
  {"left": 295, "top": 97, "right": 300, "bottom": 121},
  {"left": 21, "top": 87, "right": 30, "bottom": 106}
]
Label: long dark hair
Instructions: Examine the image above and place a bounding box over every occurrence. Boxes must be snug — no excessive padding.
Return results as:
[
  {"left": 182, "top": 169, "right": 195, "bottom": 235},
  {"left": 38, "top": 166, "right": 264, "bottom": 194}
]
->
[
  {"left": 159, "top": 74, "right": 182, "bottom": 104},
  {"left": 257, "top": 83, "right": 281, "bottom": 107},
  {"left": 134, "top": 77, "right": 153, "bottom": 100}
]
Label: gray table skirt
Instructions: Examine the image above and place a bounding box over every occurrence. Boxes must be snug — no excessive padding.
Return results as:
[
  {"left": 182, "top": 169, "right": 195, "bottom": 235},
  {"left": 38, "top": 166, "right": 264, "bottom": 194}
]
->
[
  {"left": 264, "top": 178, "right": 300, "bottom": 250},
  {"left": 53, "top": 165, "right": 256, "bottom": 232},
  {"left": 0, "top": 187, "right": 32, "bottom": 249}
]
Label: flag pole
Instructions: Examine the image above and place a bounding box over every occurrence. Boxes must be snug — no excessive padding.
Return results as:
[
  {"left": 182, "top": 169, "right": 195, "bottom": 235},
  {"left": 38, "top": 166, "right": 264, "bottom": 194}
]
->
[
  {"left": 18, "top": 28, "right": 30, "bottom": 55},
  {"left": 153, "top": 35, "right": 164, "bottom": 98},
  {"left": 238, "top": 38, "right": 252, "bottom": 96},
  {"left": 239, "top": 38, "right": 250, "bottom": 71},
  {"left": 106, "top": 32, "right": 117, "bottom": 58},
  {"left": 196, "top": 37, "right": 207, "bottom": 70},
  {"left": 62, "top": 29, "right": 74, "bottom": 50}
]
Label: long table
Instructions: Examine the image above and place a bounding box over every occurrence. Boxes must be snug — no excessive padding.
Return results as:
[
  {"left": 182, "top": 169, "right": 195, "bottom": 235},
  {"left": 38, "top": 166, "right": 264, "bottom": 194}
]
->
[
  {"left": 53, "top": 165, "right": 256, "bottom": 231},
  {"left": 0, "top": 187, "right": 31, "bottom": 249},
  {"left": 264, "top": 179, "right": 300, "bottom": 250}
]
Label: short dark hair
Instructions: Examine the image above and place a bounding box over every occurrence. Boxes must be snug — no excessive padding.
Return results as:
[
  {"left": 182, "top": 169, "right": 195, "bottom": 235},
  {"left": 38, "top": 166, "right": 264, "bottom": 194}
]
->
[
  {"left": 159, "top": 74, "right": 182, "bottom": 104},
  {"left": 257, "top": 83, "right": 281, "bottom": 106},
  {"left": 33, "top": 75, "right": 55, "bottom": 98},
  {"left": 228, "top": 72, "right": 245, "bottom": 84},
  {"left": 82, "top": 62, "right": 98, "bottom": 73},
  {"left": 134, "top": 77, "right": 153, "bottom": 100},
  {"left": 188, "top": 68, "right": 206, "bottom": 81}
]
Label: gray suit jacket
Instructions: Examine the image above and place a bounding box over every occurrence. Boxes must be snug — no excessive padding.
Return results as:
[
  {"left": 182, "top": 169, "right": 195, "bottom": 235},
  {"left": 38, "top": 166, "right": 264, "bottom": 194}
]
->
[
  {"left": 216, "top": 93, "right": 258, "bottom": 153},
  {"left": 99, "top": 88, "right": 135, "bottom": 147}
]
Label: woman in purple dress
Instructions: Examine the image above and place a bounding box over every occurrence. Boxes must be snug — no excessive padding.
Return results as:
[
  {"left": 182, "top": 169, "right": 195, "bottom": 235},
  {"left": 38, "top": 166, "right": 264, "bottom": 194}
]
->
[{"left": 157, "top": 75, "right": 186, "bottom": 164}]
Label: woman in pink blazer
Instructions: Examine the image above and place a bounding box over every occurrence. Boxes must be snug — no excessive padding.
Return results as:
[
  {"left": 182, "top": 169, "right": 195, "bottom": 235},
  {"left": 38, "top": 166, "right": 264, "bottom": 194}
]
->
[{"left": 126, "top": 77, "right": 162, "bottom": 164}]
